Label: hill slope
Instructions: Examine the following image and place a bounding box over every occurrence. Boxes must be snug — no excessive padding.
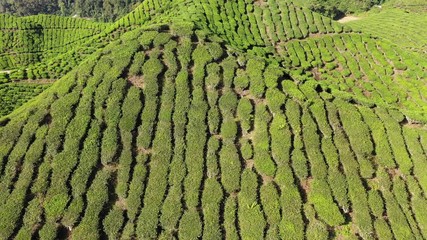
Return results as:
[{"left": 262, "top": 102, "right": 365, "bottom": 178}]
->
[
  {"left": 1, "top": 0, "right": 427, "bottom": 239},
  {"left": 345, "top": 8, "right": 427, "bottom": 54}
]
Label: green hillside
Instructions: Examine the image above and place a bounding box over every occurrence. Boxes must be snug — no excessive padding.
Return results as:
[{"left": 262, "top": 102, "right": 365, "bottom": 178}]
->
[
  {"left": 345, "top": 9, "right": 427, "bottom": 54},
  {"left": 0, "top": 0, "right": 427, "bottom": 239},
  {"left": 0, "top": 1, "right": 182, "bottom": 116},
  {"left": 0, "top": 14, "right": 110, "bottom": 69}
]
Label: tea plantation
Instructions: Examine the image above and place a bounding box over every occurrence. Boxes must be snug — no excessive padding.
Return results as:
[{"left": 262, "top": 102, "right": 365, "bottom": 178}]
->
[{"left": 0, "top": 0, "right": 426, "bottom": 239}]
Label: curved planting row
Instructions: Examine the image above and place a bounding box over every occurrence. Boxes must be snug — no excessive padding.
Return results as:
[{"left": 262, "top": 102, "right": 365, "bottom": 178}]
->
[
  {"left": 193, "top": 0, "right": 349, "bottom": 49},
  {"left": 0, "top": 14, "right": 109, "bottom": 69},
  {"left": 1, "top": 23, "right": 427, "bottom": 239},
  {"left": 279, "top": 33, "right": 427, "bottom": 122}
]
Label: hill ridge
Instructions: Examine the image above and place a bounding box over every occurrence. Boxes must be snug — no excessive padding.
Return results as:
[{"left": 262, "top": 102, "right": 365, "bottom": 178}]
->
[{"left": 0, "top": 1, "right": 427, "bottom": 239}]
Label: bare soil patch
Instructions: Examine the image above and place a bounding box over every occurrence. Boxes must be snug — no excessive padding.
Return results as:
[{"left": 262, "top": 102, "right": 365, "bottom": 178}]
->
[
  {"left": 363, "top": 90, "right": 372, "bottom": 98},
  {"left": 128, "top": 75, "right": 145, "bottom": 89},
  {"left": 338, "top": 16, "right": 361, "bottom": 23},
  {"left": 254, "top": 0, "right": 268, "bottom": 7},
  {"left": 387, "top": 168, "right": 403, "bottom": 178},
  {"left": 311, "top": 67, "right": 321, "bottom": 80},
  {"left": 115, "top": 197, "right": 127, "bottom": 210},
  {"left": 245, "top": 159, "right": 254, "bottom": 169},
  {"left": 400, "top": 118, "right": 425, "bottom": 129},
  {"left": 300, "top": 177, "right": 313, "bottom": 193},
  {"left": 137, "top": 147, "right": 152, "bottom": 155},
  {"left": 262, "top": 174, "right": 274, "bottom": 185}
]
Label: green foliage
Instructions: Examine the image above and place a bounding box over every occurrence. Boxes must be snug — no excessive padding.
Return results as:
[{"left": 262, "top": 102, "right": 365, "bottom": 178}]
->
[
  {"left": 0, "top": 0, "right": 142, "bottom": 22},
  {"left": 0, "top": 83, "right": 50, "bottom": 117},
  {"left": 238, "top": 169, "right": 266, "bottom": 240},
  {"left": 253, "top": 104, "right": 276, "bottom": 177},
  {"left": 220, "top": 144, "right": 241, "bottom": 193},
  {"left": 44, "top": 193, "right": 68, "bottom": 221},
  {"left": 179, "top": 210, "right": 202, "bottom": 240},
  {"left": 103, "top": 208, "right": 125, "bottom": 240},
  {"left": 1, "top": 2, "right": 427, "bottom": 240}
]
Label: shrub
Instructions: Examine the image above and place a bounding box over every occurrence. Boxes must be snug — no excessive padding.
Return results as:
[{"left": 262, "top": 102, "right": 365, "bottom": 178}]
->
[
  {"left": 160, "top": 186, "right": 183, "bottom": 231},
  {"left": 234, "top": 69, "right": 250, "bottom": 91},
  {"left": 260, "top": 183, "right": 281, "bottom": 225},
  {"left": 224, "top": 197, "right": 239, "bottom": 240},
  {"left": 202, "top": 178, "right": 223, "bottom": 240},
  {"left": 357, "top": 106, "right": 395, "bottom": 168},
  {"left": 266, "top": 88, "right": 286, "bottom": 113},
  {"left": 238, "top": 169, "right": 266, "bottom": 240},
  {"left": 282, "top": 81, "right": 306, "bottom": 101},
  {"left": 374, "top": 219, "right": 394, "bottom": 240},
  {"left": 240, "top": 138, "right": 253, "bottom": 160},
  {"left": 253, "top": 104, "right": 276, "bottom": 177},
  {"left": 221, "top": 119, "right": 238, "bottom": 140},
  {"left": 208, "top": 107, "right": 221, "bottom": 134},
  {"left": 306, "top": 219, "right": 329, "bottom": 240},
  {"left": 103, "top": 207, "right": 124, "bottom": 240},
  {"left": 237, "top": 98, "right": 253, "bottom": 134},
  {"left": 247, "top": 57, "right": 265, "bottom": 97},
  {"left": 179, "top": 210, "right": 202, "bottom": 240},
  {"left": 375, "top": 108, "right": 412, "bottom": 175},
  {"left": 309, "top": 179, "right": 345, "bottom": 226},
  {"left": 220, "top": 144, "right": 241, "bottom": 193}
]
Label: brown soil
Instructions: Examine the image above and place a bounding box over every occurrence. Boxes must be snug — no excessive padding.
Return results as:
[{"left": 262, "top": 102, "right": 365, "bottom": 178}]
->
[
  {"left": 338, "top": 16, "right": 361, "bottom": 23},
  {"left": 242, "top": 131, "right": 254, "bottom": 140},
  {"left": 246, "top": 159, "right": 254, "bottom": 169},
  {"left": 393, "top": 69, "right": 405, "bottom": 76},
  {"left": 311, "top": 67, "right": 321, "bottom": 80},
  {"left": 103, "top": 163, "right": 119, "bottom": 172},
  {"left": 262, "top": 174, "right": 274, "bottom": 185},
  {"left": 387, "top": 168, "right": 403, "bottom": 178},
  {"left": 254, "top": 0, "right": 268, "bottom": 7},
  {"left": 235, "top": 89, "right": 250, "bottom": 97},
  {"left": 273, "top": 41, "right": 287, "bottom": 55},
  {"left": 138, "top": 147, "right": 152, "bottom": 155},
  {"left": 128, "top": 75, "right": 145, "bottom": 89},
  {"left": 115, "top": 197, "right": 127, "bottom": 210},
  {"left": 363, "top": 90, "right": 372, "bottom": 98},
  {"left": 300, "top": 177, "right": 313, "bottom": 193},
  {"left": 212, "top": 134, "right": 223, "bottom": 140},
  {"left": 230, "top": 191, "right": 239, "bottom": 198},
  {"left": 401, "top": 118, "right": 425, "bottom": 129}
]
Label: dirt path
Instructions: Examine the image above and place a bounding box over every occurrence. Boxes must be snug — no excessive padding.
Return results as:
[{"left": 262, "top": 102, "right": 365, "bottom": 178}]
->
[{"left": 338, "top": 16, "right": 361, "bottom": 23}]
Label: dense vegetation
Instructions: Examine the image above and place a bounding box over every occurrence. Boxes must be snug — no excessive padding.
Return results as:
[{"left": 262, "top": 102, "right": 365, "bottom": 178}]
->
[
  {"left": 346, "top": 8, "right": 427, "bottom": 54},
  {"left": 0, "top": 0, "right": 394, "bottom": 22},
  {"left": 0, "top": 14, "right": 109, "bottom": 69},
  {"left": 0, "top": 0, "right": 142, "bottom": 21},
  {"left": 0, "top": 0, "right": 426, "bottom": 239},
  {"left": 303, "top": 0, "right": 386, "bottom": 19}
]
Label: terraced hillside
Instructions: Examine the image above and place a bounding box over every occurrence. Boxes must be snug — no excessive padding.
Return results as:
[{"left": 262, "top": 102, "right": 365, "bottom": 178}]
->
[
  {"left": 0, "top": 14, "right": 110, "bottom": 69},
  {"left": 1, "top": 0, "right": 427, "bottom": 239},
  {"left": 0, "top": 1, "right": 183, "bottom": 116},
  {"left": 345, "top": 9, "right": 427, "bottom": 54}
]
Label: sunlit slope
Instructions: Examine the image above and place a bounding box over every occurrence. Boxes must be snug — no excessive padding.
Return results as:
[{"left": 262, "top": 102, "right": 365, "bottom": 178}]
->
[
  {"left": 1, "top": 21, "right": 427, "bottom": 239},
  {"left": 193, "top": 0, "right": 350, "bottom": 49},
  {"left": 277, "top": 33, "right": 427, "bottom": 122},
  {"left": 1, "top": 0, "right": 427, "bottom": 239},
  {"left": 0, "top": 14, "right": 109, "bottom": 70},
  {"left": 382, "top": 0, "right": 427, "bottom": 12},
  {"left": 0, "top": 0, "right": 184, "bottom": 117},
  {"left": 345, "top": 9, "right": 427, "bottom": 54}
]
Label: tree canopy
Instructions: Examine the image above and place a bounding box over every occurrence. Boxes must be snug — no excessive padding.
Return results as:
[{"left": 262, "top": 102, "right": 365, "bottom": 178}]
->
[{"left": 0, "top": 0, "right": 141, "bottom": 21}]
